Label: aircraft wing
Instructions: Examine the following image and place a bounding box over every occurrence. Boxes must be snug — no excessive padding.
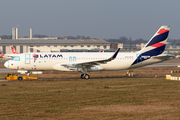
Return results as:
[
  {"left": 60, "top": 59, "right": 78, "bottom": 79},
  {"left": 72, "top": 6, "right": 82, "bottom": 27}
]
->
[
  {"left": 0, "top": 54, "right": 17, "bottom": 62},
  {"left": 3, "top": 54, "right": 17, "bottom": 58},
  {"left": 61, "top": 48, "right": 120, "bottom": 68}
]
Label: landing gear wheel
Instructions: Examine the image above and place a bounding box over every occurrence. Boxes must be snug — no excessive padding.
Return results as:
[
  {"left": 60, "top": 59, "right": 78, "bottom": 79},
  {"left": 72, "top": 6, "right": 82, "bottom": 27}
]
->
[
  {"left": 26, "top": 72, "right": 31, "bottom": 76},
  {"left": 81, "top": 74, "right": 85, "bottom": 79},
  {"left": 84, "top": 74, "right": 90, "bottom": 79},
  {"left": 18, "top": 77, "right": 23, "bottom": 81},
  {"left": 80, "top": 74, "right": 90, "bottom": 79}
]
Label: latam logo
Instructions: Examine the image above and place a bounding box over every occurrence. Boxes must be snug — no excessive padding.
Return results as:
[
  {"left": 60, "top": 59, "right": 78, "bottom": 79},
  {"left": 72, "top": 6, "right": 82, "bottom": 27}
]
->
[
  {"left": 33, "top": 54, "right": 63, "bottom": 62},
  {"left": 33, "top": 54, "right": 63, "bottom": 58},
  {"left": 33, "top": 54, "right": 38, "bottom": 58}
]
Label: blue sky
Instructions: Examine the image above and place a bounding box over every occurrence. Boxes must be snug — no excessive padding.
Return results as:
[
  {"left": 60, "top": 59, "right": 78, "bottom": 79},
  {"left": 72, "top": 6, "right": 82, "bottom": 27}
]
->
[{"left": 0, "top": 0, "right": 179, "bottom": 40}]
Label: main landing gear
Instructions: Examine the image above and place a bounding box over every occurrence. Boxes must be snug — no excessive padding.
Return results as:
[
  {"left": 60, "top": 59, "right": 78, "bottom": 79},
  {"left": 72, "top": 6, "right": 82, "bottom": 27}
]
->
[
  {"left": 81, "top": 73, "right": 90, "bottom": 79},
  {"left": 80, "top": 68, "right": 90, "bottom": 79}
]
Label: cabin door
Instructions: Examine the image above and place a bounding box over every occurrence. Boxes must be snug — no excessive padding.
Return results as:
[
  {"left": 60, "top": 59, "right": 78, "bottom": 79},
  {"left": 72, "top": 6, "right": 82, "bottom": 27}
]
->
[{"left": 25, "top": 54, "right": 31, "bottom": 64}]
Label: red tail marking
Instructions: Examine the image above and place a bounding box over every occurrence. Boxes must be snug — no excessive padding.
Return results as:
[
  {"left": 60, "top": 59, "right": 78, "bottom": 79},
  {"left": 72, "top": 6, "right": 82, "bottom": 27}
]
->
[
  {"left": 11, "top": 47, "right": 18, "bottom": 54},
  {"left": 151, "top": 42, "right": 165, "bottom": 48},
  {"left": 157, "top": 29, "right": 169, "bottom": 34}
]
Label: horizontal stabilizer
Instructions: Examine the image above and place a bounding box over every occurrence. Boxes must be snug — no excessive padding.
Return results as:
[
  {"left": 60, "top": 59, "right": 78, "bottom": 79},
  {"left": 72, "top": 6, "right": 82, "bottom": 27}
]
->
[{"left": 152, "top": 54, "right": 174, "bottom": 60}]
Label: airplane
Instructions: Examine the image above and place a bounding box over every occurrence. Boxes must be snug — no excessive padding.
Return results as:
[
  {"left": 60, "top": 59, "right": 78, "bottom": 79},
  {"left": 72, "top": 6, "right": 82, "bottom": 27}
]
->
[
  {"left": 11, "top": 46, "right": 18, "bottom": 54},
  {"left": 0, "top": 49, "right": 4, "bottom": 62},
  {"left": 4, "top": 26, "right": 173, "bottom": 79},
  {"left": 0, "top": 47, "right": 17, "bottom": 62},
  {"left": 0, "top": 49, "right": 4, "bottom": 58},
  {"left": 1, "top": 46, "right": 19, "bottom": 62}
]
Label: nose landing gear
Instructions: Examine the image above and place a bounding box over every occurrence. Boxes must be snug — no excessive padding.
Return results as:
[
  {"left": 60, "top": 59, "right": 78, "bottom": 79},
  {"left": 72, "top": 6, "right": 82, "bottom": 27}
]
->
[{"left": 26, "top": 71, "right": 31, "bottom": 76}]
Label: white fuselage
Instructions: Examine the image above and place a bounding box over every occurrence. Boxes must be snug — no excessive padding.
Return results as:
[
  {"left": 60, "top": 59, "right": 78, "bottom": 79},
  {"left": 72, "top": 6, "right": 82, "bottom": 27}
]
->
[{"left": 4, "top": 52, "right": 162, "bottom": 72}]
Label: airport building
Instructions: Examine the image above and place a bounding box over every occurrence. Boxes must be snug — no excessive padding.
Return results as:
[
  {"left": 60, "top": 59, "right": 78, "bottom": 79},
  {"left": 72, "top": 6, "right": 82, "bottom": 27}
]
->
[
  {"left": 0, "top": 39, "right": 111, "bottom": 54},
  {"left": 0, "top": 27, "right": 110, "bottom": 54}
]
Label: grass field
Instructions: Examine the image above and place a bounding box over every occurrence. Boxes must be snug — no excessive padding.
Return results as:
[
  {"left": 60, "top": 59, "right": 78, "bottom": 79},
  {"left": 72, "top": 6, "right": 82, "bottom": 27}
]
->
[
  {"left": 0, "top": 78, "right": 180, "bottom": 119},
  {"left": 0, "top": 59, "right": 180, "bottom": 119}
]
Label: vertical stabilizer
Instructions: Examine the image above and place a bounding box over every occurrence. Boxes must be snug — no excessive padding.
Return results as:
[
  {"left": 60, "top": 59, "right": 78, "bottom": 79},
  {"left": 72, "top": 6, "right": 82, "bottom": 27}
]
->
[
  {"left": 131, "top": 26, "right": 170, "bottom": 66},
  {"left": 140, "top": 26, "right": 170, "bottom": 56},
  {"left": 11, "top": 46, "right": 19, "bottom": 54}
]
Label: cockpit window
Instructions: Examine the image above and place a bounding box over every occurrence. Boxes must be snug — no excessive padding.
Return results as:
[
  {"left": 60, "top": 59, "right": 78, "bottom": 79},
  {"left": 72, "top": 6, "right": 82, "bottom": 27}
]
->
[{"left": 11, "top": 56, "right": 20, "bottom": 61}]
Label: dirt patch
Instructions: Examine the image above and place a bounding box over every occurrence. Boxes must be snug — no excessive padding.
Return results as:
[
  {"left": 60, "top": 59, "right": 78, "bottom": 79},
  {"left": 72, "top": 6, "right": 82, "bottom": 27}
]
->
[
  {"left": 1, "top": 84, "right": 7, "bottom": 86},
  {"left": 83, "top": 105, "right": 174, "bottom": 113},
  {"left": 109, "top": 83, "right": 148, "bottom": 88},
  {"left": 103, "top": 86, "right": 110, "bottom": 89}
]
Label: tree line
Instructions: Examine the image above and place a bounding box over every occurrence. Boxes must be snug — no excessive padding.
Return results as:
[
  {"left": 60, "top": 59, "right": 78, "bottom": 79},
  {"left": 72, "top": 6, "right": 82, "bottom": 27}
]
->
[{"left": 105, "top": 36, "right": 147, "bottom": 44}]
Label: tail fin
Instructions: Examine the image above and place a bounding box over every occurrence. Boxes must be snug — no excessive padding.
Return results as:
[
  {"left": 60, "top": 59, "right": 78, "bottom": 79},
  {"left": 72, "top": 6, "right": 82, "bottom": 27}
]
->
[
  {"left": 140, "top": 26, "right": 170, "bottom": 56},
  {"left": 11, "top": 46, "right": 18, "bottom": 54},
  {"left": 0, "top": 49, "right": 4, "bottom": 58},
  {"left": 0, "top": 49, "right": 4, "bottom": 55}
]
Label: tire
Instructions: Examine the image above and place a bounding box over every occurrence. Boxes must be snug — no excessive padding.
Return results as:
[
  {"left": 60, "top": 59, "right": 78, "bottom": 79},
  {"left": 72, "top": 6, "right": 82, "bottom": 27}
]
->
[
  {"left": 85, "top": 74, "right": 90, "bottom": 79},
  {"left": 18, "top": 77, "right": 23, "bottom": 81},
  {"left": 81, "top": 74, "right": 85, "bottom": 79}
]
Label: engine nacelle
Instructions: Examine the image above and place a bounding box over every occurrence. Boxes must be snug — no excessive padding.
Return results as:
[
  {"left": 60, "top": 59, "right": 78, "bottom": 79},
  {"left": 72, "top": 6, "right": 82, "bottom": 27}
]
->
[
  {"left": 53, "top": 64, "right": 75, "bottom": 71},
  {"left": 88, "top": 66, "right": 104, "bottom": 72}
]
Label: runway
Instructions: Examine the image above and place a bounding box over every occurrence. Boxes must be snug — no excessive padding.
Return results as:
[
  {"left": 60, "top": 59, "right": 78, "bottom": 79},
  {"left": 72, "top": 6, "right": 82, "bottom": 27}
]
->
[
  {"left": 0, "top": 68, "right": 17, "bottom": 73},
  {"left": 145, "top": 62, "right": 180, "bottom": 67}
]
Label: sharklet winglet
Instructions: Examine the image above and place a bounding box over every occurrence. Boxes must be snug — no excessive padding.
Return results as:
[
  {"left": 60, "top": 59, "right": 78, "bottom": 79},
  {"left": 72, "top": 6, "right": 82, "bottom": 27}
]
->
[{"left": 111, "top": 48, "right": 120, "bottom": 59}]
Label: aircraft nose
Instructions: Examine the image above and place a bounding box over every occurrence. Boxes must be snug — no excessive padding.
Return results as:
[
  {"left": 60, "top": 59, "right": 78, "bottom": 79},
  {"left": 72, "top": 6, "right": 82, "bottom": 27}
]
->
[{"left": 4, "top": 61, "right": 9, "bottom": 68}]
